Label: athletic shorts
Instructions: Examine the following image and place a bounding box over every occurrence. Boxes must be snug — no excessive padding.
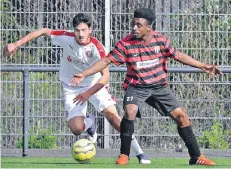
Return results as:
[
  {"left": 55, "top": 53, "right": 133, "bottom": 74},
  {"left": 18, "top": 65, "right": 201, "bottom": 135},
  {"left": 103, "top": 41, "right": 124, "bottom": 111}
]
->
[
  {"left": 62, "top": 83, "right": 116, "bottom": 121},
  {"left": 123, "top": 85, "right": 182, "bottom": 117}
]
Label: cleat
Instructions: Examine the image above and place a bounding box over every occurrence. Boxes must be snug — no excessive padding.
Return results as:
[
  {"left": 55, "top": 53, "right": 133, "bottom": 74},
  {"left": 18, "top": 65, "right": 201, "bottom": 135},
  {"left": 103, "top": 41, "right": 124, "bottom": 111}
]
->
[
  {"left": 116, "top": 154, "right": 129, "bottom": 165},
  {"left": 136, "top": 153, "right": 151, "bottom": 164},
  {"left": 189, "top": 155, "right": 215, "bottom": 166},
  {"left": 86, "top": 114, "right": 97, "bottom": 143}
]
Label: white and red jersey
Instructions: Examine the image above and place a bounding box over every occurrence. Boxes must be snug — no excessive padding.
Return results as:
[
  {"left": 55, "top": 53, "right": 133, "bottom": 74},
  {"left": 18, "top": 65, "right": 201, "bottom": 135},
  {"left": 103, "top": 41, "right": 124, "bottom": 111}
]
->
[{"left": 50, "top": 30, "right": 107, "bottom": 86}]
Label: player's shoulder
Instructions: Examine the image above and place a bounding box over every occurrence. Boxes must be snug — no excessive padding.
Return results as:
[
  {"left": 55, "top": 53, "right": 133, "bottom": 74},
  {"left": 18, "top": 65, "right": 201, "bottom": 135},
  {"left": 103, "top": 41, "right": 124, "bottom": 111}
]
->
[
  {"left": 90, "top": 37, "right": 107, "bottom": 57},
  {"left": 51, "top": 30, "right": 75, "bottom": 37},
  {"left": 117, "top": 33, "right": 143, "bottom": 47},
  {"left": 90, "top": 37, "right": 104, "bottom": 47},
  {"left": 120, "top": 33, "right": 134, "bottom": 43},
  {"left": 152, "top": 31, "right": 168, "bottom": 40},
  {"left": 90, "top": 37, "right": 106, "bottom": 51}
]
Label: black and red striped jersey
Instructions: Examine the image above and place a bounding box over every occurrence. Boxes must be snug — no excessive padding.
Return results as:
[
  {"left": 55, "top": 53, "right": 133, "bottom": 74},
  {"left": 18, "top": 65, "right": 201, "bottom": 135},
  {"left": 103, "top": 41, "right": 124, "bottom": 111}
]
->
[{"left": 107, "top": 30, "right": 179, "bottom": 90}]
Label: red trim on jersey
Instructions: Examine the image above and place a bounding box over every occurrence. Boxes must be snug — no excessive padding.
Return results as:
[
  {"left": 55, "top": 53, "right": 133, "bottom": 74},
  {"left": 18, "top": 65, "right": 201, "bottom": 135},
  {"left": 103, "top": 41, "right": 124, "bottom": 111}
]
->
[
  {"left": 51, "top": 30, "right": 75, "bottom": 37},
  {"left": 104, "top": 85, "right": 119, "bottom": 103},
  {"left": 91, "top": 37, "right": 106, "bottom": 58}
]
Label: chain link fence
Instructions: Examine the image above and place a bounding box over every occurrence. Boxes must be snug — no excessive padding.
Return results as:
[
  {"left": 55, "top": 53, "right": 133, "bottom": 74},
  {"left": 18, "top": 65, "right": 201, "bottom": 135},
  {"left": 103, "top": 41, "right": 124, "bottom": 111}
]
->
[{"left": 1, "top": 0, "right": 231, "bottom": 157}]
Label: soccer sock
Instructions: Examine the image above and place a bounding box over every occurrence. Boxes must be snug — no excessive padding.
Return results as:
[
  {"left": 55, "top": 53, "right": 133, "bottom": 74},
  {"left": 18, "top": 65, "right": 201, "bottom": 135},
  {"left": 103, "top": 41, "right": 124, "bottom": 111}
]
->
[
  {"left": 83, "top": 117, "right": 93, "bottom": 132},
  {"left": 120, "top": 117, "right": 134, "bottom": 156},
  {"left": 131, "top": 135, "right": 144, "bottom": 155},
  {"left": 177, "top": 125, "right": 201, "bottom": 158}
]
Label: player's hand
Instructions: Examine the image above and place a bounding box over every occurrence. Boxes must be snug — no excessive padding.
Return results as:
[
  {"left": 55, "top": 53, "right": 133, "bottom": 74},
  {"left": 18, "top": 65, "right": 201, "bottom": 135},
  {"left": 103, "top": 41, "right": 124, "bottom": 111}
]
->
[
  {"left": 71, "top": 73, "right": 85, "bottom": 86},
  {"left": 3, "top": 43, "right": 17, "bottom": 57},
  {"left": 73, "top": 92, "right": 90, "bottom": 105},
  {"left": 202, "top": 64, "right": 223, "bottom": 77}
]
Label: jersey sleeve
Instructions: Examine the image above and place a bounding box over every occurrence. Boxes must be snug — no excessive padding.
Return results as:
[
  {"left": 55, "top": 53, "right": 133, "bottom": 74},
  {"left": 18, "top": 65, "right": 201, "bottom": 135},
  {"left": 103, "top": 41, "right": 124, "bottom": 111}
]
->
[
  {"left": 165, "top": 38, "right": 179, "bottom": 60},
  {"left": 91, "top": 37, "right": 108, "bottom": 59},
  {"left": 107, "top": 41, "right": 126, "bottom": 66},
  {"left": 50, "top": 30, "right": 74, "bottom": 47}
]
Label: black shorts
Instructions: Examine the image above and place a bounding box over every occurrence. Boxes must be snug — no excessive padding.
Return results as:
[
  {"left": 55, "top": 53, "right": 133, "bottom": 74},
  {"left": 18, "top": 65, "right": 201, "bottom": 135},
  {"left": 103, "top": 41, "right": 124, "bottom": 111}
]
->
[{"left": 123, "top": 85, "right": 182, "bottom": 118}]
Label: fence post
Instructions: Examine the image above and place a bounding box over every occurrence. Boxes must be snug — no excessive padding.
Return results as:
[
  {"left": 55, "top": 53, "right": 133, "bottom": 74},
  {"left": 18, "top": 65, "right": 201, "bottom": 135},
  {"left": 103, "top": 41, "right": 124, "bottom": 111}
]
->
[
  {"left": 104, "top": 0, "right": 111, "bottom": 149},
  {"left": 23, "top": 69, "right": 30, "bottom": 156}
]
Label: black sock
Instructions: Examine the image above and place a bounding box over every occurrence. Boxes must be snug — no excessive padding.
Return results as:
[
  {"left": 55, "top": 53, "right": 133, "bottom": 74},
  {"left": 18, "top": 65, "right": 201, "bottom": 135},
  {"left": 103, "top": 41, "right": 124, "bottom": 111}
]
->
[
  {"left": 120, "top": 117, "right": 134, "bottom": 156},
  {"left": 177, "top": 125, "right": 201, "bottom": 159}
]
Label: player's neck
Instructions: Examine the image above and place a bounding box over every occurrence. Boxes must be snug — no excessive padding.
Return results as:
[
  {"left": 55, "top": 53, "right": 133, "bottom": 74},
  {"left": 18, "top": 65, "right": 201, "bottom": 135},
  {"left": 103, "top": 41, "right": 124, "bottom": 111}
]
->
[{"left": 140, "top": 30, "right": 153, "bottom": 44}]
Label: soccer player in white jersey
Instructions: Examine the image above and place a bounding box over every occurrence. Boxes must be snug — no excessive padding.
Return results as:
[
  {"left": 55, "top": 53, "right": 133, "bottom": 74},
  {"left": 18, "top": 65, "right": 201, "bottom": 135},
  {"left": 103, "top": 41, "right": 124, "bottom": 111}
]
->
[{"left": 3, "top": 13, "right": 151, "bottom": 164}]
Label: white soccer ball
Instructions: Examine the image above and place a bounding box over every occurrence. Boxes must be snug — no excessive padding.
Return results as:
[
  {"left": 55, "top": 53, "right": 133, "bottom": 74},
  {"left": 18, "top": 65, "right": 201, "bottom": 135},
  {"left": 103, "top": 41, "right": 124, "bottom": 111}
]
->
[{"left": 72, "top": 139, "right": 96, "bottom": 163}]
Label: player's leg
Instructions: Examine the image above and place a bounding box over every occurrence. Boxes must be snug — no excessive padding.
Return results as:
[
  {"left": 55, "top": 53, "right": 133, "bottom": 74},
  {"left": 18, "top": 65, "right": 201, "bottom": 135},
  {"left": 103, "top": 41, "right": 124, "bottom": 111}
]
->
[
  {"left": 68, "top": 115, "right": 97, "bottom": 143},
  {"left": 68, "top": 116, "right": 86, "bottom": 135},
  {"left": 170, "top": 108, "right": 215, "bottom": 166},
  {"left": 63, "top": 83, "right": 97, "bottom": 143},
  {"left": 146, "top": 85, "right": 215, "bottom": 166},
  {"left": 89, "top": 86, "right": 151, "bottom": 165},
  {"left": 103, "top": 105, "right": 151, "bottom": 164},
  {"left": 116, "top": 86, "right": 150, "bottom": 165}
]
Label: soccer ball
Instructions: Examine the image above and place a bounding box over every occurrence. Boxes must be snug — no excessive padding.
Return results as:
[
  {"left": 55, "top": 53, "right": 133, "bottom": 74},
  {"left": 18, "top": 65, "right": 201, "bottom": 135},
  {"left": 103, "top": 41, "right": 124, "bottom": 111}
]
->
[{"left": 72, "top": 139, "right": 96, "bottom": 163}]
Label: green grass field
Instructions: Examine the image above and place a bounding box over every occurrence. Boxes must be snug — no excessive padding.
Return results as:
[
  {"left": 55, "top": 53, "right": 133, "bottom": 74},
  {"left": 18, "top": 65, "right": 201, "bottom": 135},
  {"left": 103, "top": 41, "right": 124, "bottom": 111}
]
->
[{"left": 1, "top": 157, "right": 231, "bottom": 168}]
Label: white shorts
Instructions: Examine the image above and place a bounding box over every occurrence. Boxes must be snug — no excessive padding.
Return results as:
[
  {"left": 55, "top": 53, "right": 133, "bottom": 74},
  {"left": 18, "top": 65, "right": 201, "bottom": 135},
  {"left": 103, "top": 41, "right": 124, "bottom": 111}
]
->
[{"left": 62, "top": 83, "right": 116, "bottom": 121}]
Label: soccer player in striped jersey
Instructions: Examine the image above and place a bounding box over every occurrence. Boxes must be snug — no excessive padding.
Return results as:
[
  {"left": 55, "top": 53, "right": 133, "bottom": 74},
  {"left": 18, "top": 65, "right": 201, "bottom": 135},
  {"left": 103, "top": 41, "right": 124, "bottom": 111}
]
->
[
  {"left": 72, "top": 8, "right": 222, "bottom": 166},
  {"left": 3, "top": 13, "right": 151, "bottom": 164}
]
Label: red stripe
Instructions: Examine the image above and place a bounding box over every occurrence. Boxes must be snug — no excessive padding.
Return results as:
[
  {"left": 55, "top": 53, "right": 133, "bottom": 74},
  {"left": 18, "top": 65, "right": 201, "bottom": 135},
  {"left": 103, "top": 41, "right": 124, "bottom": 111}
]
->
[
  {"left": 122, "top": 77, "right": 139, "bottom": 90},
  {"left": 51, "top": 30, "right": 75, "bottom": 37},
  {"left": 122, "top": 83, "right": 128, "bottom": 91},
  {"left": 126, "top": 44, "right": 167, "bottom": 54},
  {"left": 107, "top": 54, "right": 121, "bottom": 66},
  {"left": 91, "top": 37, "right": 106, "bottom": 58},
  {"left": 121, "top": 33, "right": 133, "bottom": 42},
  {"left": 127, "top": 54, "right": 167, "bottom": 62},
  {"left": 125, "top": 73, "right": 167, "bottom": 85},
  {"left": 107, "top": 47, "right": 127, "bottom": 66},
  {"left": 154, "top": 37, "right": 167, "bottom": 42},
  {"left": 168, "top": 47, "right": 178, "bottom": 59},
  {"left": 120, "top": 34, "right": 141, "bottom": 45},
  {"left": 122, "top": 75, "right": 168, "bottom": 90},
  {"left": 143, "top": 73, "right": 168, "bottom": 84}
]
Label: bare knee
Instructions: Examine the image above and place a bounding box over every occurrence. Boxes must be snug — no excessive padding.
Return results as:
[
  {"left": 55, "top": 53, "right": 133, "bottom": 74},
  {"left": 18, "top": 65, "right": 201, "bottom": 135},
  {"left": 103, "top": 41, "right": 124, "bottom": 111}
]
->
[
  {"left": 70, "top": 127, "right": 84, "bottom": 136},
  {"left": 123, "top": 104, "right": 138, "bottom": 120},
  {"left": 170, "top": 107, "right": 190, "bottom": 127},
  {"left": 68, "top": 116, "right": 85, "bottom": 136}
]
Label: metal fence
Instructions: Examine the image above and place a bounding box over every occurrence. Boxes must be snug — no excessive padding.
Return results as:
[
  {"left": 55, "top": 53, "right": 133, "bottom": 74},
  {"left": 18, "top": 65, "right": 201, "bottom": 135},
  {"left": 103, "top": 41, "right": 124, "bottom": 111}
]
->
[{"left": 1, "top": 0, "right": 231, "bottom": 157}]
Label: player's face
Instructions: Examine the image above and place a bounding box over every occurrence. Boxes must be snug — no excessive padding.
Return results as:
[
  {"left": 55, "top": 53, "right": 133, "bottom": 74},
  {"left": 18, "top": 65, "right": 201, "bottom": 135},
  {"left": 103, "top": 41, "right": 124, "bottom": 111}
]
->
[
  {"left": 132, "top": 18, "right": 151, "bottom": 40},
  {"left": 74, "top": 23, "right": 92, "bottom": 45}
]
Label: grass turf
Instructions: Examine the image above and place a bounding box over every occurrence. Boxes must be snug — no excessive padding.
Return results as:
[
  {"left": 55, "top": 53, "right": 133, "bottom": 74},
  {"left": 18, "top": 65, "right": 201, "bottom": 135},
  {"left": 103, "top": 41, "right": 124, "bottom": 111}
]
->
[{"left": 1, "top": 157, "right": 231, "bottom": 168}]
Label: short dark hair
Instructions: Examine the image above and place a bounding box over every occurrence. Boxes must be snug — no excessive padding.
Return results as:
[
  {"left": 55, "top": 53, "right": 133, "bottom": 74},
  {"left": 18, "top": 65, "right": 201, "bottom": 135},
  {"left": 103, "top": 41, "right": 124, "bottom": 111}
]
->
[
  {"left": 72, "top": 13, "right": 91, "bottom": 28},
  {"left": 134, "top": 8, "right": 155, "bottom": 25}
]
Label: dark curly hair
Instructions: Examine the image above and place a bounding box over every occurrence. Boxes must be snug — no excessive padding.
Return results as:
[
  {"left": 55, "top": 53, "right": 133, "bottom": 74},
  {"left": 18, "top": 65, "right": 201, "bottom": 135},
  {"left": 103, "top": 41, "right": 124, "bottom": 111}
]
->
[{"left": 134, "top": 8, "right": 155, "bottom": 25}]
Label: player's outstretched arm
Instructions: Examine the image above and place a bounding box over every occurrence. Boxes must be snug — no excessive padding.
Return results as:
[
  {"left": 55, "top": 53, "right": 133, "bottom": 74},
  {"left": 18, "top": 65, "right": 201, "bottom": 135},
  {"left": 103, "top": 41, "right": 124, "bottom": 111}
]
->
[
  {"left": 71, "top": 57, "right": 112, "bottom": 86},
  {"left": 176, "top": 51, "right": 222, "bottom": 77},
  {"left": 73, "top": 66, "right": 110, "bottom": 105},
  {"left": 3, "top": 28, "right": 52, "bottom": 57}
]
